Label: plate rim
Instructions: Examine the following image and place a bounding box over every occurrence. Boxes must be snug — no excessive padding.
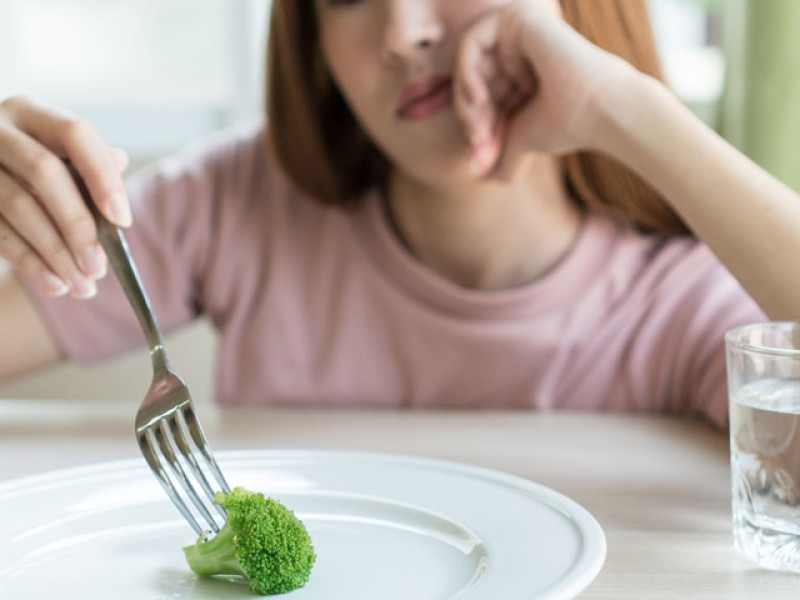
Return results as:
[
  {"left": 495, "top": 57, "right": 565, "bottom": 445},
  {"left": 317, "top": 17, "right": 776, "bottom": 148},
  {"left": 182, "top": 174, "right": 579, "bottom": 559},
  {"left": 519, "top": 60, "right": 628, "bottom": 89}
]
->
[{"left": 0, "top": 449, "right": 606, "bottom": 599}]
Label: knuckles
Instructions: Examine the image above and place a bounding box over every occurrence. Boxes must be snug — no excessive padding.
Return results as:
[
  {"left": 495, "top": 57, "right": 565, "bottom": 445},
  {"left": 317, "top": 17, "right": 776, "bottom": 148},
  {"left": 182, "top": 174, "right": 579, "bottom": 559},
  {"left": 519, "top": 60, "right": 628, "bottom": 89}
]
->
[
  {"left": 2, "top": 189, "right": 33, "bottom": 220},
  {"left": 60, "top": 117, "right": 95, "bottom": 147},
  {"left": 0, "top": 95, "right": 40, "bottom": 121},
  {"left": 26, "top": 150, "right": 62, "bottom": 182}
]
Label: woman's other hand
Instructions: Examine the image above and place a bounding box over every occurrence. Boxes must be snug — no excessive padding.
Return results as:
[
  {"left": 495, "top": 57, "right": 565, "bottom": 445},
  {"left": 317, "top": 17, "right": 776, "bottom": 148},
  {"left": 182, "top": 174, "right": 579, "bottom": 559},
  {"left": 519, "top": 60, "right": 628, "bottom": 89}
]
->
[
  {"left": 454, "top": 0, "right": 639, "bottom": 179},
  {"left": 0, "top": 96, "right": 131, "bottom": 298}
]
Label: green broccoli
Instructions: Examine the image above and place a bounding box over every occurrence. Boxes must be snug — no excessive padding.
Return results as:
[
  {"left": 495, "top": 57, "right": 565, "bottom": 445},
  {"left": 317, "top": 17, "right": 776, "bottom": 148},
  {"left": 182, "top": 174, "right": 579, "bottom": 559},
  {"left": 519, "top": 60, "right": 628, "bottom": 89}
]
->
[{"left": 183, "top": 487, "right": 316, "bottom": 595}]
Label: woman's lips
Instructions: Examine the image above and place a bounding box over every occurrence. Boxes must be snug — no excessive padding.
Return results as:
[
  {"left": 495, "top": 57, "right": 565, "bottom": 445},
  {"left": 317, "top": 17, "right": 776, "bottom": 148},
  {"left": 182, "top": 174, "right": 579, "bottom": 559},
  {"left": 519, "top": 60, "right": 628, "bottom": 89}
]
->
[{"left": 396, "top": 75, "right": 453, "bottom": 120}]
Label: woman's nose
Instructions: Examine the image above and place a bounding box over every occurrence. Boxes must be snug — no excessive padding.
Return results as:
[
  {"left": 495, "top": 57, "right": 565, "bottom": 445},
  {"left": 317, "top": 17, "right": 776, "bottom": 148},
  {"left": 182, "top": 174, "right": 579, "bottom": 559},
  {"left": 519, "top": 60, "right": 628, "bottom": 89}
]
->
[{"left": 380, "top": 1, "right": 444, "bottom": 64}]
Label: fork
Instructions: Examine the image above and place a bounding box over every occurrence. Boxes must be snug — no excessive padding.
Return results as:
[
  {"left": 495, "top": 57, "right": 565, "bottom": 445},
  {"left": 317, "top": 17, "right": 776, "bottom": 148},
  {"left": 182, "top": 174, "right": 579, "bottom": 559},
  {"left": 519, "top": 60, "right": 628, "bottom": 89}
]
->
[{"left": 68, "top": 164, "right": 230, "bottom": 536}]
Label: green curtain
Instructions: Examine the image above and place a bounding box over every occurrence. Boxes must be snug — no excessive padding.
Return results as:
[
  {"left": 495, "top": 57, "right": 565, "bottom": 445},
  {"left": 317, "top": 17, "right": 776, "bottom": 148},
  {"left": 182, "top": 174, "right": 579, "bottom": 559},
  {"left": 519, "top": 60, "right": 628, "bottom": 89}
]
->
[{"left": 720, "top": 0, "right": 800, "bottom": 191}]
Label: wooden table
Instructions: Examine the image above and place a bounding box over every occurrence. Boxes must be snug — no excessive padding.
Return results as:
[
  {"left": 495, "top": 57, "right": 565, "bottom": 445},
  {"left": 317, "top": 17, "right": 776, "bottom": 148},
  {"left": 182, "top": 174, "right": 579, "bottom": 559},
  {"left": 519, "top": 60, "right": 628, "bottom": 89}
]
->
[{"left": 1, "top": 398, "right": 799, "bottom": 598}]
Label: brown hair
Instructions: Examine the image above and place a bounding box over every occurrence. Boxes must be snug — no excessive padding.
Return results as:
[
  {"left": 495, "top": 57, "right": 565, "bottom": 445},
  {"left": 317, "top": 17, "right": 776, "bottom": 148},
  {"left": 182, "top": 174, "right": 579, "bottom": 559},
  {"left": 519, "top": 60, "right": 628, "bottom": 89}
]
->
[{"left": 267, "top": 0, "right": 689, "bottom": 234}]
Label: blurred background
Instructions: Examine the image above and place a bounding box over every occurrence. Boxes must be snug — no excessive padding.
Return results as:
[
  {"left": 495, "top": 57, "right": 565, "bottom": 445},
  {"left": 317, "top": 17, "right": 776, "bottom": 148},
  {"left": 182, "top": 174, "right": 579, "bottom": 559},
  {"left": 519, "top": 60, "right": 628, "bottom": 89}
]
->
[{"left": 0, "top": 0, "right": 796, "bottom": 405}]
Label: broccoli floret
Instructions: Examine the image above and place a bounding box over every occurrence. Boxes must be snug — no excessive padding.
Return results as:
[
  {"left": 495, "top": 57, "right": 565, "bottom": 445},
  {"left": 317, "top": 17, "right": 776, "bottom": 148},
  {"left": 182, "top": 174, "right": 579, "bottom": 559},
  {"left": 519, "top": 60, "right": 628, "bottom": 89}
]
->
[{"left": 183, "top": 487, "right": 315, "bottom": 595}]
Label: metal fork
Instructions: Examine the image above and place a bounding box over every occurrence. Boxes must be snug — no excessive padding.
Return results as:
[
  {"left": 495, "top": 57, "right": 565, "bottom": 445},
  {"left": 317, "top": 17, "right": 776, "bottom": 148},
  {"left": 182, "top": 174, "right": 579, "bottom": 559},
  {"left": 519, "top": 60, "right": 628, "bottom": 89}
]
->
[{"left": 68, "top": 165, "right": 230, "bottom": 535}]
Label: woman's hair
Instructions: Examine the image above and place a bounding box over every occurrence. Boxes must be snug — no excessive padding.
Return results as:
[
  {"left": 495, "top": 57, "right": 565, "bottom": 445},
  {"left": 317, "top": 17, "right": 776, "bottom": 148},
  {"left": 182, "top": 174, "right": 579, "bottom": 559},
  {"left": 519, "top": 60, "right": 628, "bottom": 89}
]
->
[{"left": 267, "top": 0, "right": 689, "bottom": 235}]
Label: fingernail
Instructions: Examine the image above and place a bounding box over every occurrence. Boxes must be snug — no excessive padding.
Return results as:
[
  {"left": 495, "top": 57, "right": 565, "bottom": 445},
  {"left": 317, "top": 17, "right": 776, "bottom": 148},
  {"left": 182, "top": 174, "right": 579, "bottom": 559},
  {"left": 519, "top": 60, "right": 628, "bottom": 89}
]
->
[
  {"left": 107, "top": 192, "right": 132, "bottom": 227},
  {"left": 69, "top": 273, "right": 97, "bottom": 299},
  {"left": 41, "top": 271, "right": 69, "bottom": 297},
  {"left": 79, "top": 244, "right": 107, "bottom": 279}
]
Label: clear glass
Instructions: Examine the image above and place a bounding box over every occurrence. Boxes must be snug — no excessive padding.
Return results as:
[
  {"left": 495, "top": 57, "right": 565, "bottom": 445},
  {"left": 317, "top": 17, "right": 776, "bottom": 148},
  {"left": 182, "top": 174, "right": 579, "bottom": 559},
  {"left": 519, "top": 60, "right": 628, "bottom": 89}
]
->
[{"left": 726, "top": 322, "right": 800, "bottom": 572}]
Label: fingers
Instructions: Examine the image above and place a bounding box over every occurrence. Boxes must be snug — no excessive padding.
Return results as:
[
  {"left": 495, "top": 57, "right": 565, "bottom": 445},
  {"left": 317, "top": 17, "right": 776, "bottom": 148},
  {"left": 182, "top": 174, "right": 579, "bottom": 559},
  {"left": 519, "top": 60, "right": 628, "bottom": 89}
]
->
[
  {"left": 454, "top": 14, "right": 501, "bottom": 147},
  {"left": 0, "top": 215, "right": 69, "bottom": 297},
  {"left": 454, "top": 10, "right": 539, "bottom": 177},
  {"left": 0, "top": 125, "right": 105, "bottom": 296},
  {"left": 0, "top": 168, "right": 98, "bottom": 298},
  {"left": 10, "top": 97, "right": 132, "bottom": 227},
  {"left": 0, "top": 96, "right": 129, "bottom": 298}
]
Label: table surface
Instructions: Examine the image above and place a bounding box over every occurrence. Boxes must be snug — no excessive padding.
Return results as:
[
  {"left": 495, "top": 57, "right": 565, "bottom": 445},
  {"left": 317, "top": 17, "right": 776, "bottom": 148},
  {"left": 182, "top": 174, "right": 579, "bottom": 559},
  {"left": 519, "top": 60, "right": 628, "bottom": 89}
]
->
[{"left": 2, "top": 398, "right": 799, "bottom": 599}]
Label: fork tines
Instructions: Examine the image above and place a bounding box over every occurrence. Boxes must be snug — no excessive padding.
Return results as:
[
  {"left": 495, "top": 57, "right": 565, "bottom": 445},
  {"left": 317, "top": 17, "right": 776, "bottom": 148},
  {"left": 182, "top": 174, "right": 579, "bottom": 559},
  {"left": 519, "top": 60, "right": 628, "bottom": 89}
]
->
[{"left": 138, "top": 403, "right": 231, "bottom": 536}]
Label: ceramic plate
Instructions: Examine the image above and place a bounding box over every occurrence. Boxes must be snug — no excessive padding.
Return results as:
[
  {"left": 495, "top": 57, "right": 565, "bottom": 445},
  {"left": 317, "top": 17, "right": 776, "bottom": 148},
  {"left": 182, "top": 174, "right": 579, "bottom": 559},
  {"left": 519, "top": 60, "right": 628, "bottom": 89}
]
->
[{"left": 0, "top": 450, "right": 605, "bottom": 599}]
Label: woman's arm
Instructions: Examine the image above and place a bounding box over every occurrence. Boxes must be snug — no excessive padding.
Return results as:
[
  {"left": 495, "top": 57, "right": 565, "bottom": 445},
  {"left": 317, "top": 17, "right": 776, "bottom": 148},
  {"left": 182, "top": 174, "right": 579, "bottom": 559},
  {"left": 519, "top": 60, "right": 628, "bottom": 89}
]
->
[
  {"left": 455, "top": 1, "right": 800, "bottom": 320},
  {"left": 0, "top": 96, "right": 132, "bottom": 380},
  {"left": 0, "top": 271, "right": 63, "bottom": 380},
  {"left": 594, "top": 74, "right": 800, "bottom": 321}
]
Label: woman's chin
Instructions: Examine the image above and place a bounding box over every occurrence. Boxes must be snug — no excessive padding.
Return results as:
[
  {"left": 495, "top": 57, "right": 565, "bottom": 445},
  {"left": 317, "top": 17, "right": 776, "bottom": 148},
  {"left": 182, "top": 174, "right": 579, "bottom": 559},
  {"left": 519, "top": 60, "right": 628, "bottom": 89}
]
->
[{"left": 398, "top": 153, "right": 486, "bottom": 189}]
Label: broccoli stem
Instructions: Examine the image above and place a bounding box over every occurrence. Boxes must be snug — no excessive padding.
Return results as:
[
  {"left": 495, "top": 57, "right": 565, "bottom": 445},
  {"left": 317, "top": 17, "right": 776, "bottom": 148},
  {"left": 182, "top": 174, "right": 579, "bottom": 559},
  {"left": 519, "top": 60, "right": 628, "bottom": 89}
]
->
[{"left": 183, "top": 522, "right": 245, "bottom": 578}]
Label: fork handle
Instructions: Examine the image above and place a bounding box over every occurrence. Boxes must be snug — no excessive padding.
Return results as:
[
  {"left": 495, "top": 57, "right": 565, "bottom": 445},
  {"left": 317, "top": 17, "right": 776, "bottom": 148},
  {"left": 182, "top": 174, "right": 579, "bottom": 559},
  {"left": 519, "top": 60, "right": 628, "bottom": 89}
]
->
[{"left": 66, "top": 163, "right": 170, "bottom": 373}]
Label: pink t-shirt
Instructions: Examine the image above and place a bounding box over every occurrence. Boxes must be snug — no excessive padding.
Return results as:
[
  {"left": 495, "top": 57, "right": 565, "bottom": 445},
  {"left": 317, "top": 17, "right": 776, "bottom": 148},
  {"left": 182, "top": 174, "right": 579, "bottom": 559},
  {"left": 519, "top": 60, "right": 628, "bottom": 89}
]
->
[{"left": 27, "top": 127, "right": 764, "bottom": 428}]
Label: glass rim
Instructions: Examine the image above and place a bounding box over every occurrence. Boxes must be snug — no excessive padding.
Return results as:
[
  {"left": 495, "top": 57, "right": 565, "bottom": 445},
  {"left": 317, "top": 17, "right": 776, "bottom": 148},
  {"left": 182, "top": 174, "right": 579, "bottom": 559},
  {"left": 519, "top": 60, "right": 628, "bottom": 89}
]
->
[{"left": 725, "top": 321, "right": 800, "bottom": 357}]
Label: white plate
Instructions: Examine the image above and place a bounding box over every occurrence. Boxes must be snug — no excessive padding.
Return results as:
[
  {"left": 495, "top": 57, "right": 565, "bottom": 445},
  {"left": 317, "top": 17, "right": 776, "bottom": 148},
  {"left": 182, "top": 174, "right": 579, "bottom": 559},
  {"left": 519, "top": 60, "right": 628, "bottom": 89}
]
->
[{"left": 0, "top": 450, "right": 605, "bottom": 599}]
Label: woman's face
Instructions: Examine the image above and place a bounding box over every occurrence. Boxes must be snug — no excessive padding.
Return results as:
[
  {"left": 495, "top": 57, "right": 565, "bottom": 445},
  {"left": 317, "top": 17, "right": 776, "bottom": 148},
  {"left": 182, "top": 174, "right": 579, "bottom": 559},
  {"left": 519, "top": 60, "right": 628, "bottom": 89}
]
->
[{"left": 315, "top": 0, "right": 553, "bottom": 188}]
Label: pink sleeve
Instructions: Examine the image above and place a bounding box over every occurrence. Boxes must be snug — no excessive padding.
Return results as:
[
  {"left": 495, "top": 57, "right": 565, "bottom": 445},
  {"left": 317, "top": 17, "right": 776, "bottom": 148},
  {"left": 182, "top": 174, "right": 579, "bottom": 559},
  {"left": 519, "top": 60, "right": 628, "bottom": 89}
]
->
[
  {"left": 682, "top": 263, "right": 766, "bottom": 430},
  {"left": 23, "top": 128, "right": 266, "bottom": 363}
]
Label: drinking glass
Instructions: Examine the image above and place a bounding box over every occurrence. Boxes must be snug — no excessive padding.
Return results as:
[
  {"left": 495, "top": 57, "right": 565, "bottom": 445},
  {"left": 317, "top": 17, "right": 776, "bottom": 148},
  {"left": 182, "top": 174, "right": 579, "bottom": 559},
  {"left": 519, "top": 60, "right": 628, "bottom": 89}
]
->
[{"left": 726, "top": 321, "right": 800, "bottom": 572}]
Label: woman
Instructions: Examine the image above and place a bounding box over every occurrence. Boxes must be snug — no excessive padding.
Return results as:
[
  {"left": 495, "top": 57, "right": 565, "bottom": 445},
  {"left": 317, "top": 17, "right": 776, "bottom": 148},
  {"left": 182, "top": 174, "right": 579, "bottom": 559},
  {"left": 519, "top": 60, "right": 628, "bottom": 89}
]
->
[{"left": 0, "top": 0, "right": 794, "bottom": 427}]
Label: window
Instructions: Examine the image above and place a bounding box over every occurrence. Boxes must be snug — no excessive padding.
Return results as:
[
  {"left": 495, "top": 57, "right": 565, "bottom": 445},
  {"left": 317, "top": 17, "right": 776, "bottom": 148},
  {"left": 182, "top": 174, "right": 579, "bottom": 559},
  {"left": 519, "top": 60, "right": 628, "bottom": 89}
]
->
[
  {"left": 648, "top": 0, "right": 725, "bottom": 124},
  {"left": 0, "top": 0, "right": 271, "bottom": 162}
]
